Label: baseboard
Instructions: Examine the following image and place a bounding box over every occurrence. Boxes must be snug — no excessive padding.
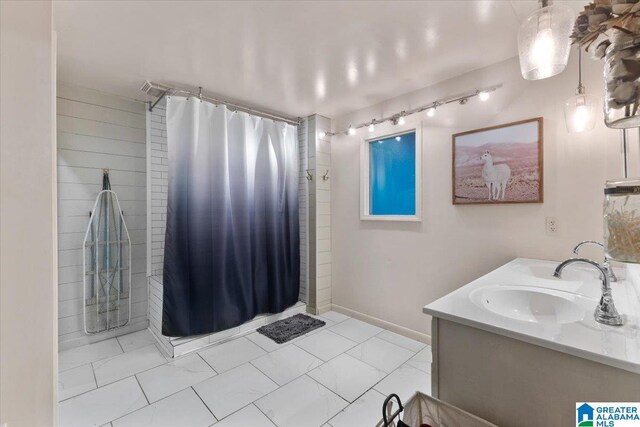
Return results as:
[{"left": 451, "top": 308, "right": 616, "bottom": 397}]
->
[
  {"left": 316, "top": 303, "right": 332, "bottom": 315},
  {"left": 331, "top": 303, "right": 431, "bottom": 345}
]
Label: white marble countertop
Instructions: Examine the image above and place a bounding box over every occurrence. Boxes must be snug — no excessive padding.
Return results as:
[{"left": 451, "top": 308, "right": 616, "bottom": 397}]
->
[{"left": 423, "top": 258, "right": 640, "bottom": 374}]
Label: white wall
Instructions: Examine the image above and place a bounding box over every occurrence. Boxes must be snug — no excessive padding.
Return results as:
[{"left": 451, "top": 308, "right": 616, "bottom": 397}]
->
[
  {"left": 0, "top": 1, "right": 57, "bottom": 425},
  {"left": 56, "top": 83, "right": 148, "bottom": 350},
  {"left": 331, "top": 56, "right": 628, "bottom": 337}
]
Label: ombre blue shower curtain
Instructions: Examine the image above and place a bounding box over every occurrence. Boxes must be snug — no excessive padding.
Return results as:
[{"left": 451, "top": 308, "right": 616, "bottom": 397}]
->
[{"left": 162, "top": 97, "right": 300, "bottom": 337}]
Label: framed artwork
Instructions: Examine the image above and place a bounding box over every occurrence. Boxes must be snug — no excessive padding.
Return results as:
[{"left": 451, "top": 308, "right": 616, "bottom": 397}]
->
[
  {"left": 452, "top": 117, "right": 543, "bottom": 205},
  {"left": 360, "top": 127, "right": 422, "bottom": 221}
]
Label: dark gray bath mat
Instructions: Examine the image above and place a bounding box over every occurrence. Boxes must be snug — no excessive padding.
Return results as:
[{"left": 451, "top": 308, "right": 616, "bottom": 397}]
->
[{"left": 257, "top": 313, "right": 326, "bottom": 344}]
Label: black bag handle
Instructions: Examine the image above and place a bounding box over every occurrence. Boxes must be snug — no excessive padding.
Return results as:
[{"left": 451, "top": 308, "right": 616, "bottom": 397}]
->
[{"left": 383, "top": 393, "right": 404, "bottom": 426}]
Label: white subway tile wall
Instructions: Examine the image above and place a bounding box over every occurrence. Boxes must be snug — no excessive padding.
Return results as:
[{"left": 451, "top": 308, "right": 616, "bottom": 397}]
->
[
  {"left": 306, "top": 115, "right": 332, "bottom": 313},
  {"left": 57, "top": 83, "right": 148, "bottom": 350},
  {"left": 147, "top": 104, "right": 168, "bottom": 277}
]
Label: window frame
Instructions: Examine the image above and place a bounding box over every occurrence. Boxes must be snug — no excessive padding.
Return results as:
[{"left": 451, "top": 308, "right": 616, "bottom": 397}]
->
[{"left": 360, "top": 125, "right": 422, "bottom": 222}]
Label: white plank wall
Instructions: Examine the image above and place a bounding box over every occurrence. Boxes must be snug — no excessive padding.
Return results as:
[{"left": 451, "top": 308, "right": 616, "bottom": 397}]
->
[{"left": 57, "top": 83, "right": 148, "bottom": 350}]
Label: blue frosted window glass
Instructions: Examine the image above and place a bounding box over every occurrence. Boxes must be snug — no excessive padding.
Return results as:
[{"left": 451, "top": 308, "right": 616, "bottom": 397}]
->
[{"left": 369, "top": 131, "right": 416, "bottom": 215}]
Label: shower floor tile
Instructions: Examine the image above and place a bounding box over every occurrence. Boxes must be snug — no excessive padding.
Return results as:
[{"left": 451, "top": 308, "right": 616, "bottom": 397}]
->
[
  {"left": 327, "top": 388, "right": 387, "bottom": 427},
  {"left": 295, "top": 329, "right": 358, "bottom": 362},
  {"left": 319, "top": 311, "right": 351, "bottom": 324},
  {"left": 328, "top": 318, "right": 384, "bottom": 343},
  {"left": 58, "top": 320, "right": 432, "bottom": 427},
  {"left": 58, "top": 338, "right": 123, "bottom": 372},
  {"left": 374, "top": 364, "right": 431, "bottom": 404},
  {"left": 213, "top": 404, "right": 274, "bottom": 427},
  {"left": 251, "top": 344, "right": 322, "bottom": 385},
  {"left": 117, "top": 329, "right": 157, "bottom": 352},
  {"left": 346, "top": 336, "right": 414, "bottom": 373},
  {"left": 197, "top": 336, "right": 266, "bottom": 373},
  {"left": 307, "top": 353, "right": 387, "bottom": 403},
  {"left": 404, "top": 346, "right": 433, "bottom": 373},
  {"left": 255, "top": 375, "right": 347, "bottom": 427},
  {"left": 376, "top": 329, "right": 427, "bottom": 353},
  {"left": 58, "top": 376, "right": 147, "bottom": 427},
  {"left": 245, "top": 331, "right": 287, "bottom": 352},
  {"left": 93, "top": 344, "right": 166, "bottom": 387},
  {"left": 193, "top": 363, "right": 278, "bottom": 419},
  {"left": 136, "top": 353, "right": 216, "bottom": 403},
  {"left": 58, "top": 363, "right": 97, "bottom": 401},
  {"left": 111, "top": 388, "right": 215, "bottom": 427}
]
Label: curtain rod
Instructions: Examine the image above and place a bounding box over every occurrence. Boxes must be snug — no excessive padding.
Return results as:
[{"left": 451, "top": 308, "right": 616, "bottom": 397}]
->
[{"left": 141, "top": 81, "right": 301, "bottom": 126}]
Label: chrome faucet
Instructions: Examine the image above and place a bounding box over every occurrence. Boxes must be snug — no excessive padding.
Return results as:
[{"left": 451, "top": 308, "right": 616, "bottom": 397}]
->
[
  {"left": 572, "top": 240, "right": 618, "bottom": 282},
  {"left": 554, "top": 258, "right": 623, "bottom": 326}
]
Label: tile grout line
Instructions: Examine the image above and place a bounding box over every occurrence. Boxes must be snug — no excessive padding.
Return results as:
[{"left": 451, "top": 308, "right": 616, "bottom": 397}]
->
[
  {"left": 190, "top": 385, "right": 218, "bottom": 422},
  {"left": 133, "top": 374, "right": 150, "bottom": 405},
  {"left": 194, "top": 351, "right": 219, "bottom": 375},
  {"left": 115, "top": 336, "right": 125, "bottom": 353},
  {"left": 191, "top": 384, "right": 219, "bottom": 421},
  {"left": 252, "top": 402, "right": 279, "bottom": 427}
]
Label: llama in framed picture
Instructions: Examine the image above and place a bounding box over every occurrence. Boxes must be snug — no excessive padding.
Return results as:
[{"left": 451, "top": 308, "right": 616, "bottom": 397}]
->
[{"left": 452, "top": 117, "right": 543, "bottom": 205}]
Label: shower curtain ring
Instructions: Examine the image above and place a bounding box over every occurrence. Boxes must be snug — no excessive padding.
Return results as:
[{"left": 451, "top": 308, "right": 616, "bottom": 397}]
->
[
  {"left": 322, "top": 170, "right": 330, "bottom": 181},
  {"left": 306, "top": 169, "right": 313, "bottom": 181}
]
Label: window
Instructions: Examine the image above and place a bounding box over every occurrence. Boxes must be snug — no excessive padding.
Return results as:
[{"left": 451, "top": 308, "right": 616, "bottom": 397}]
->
[{"left": 360, "top": 128, "right": 421, "bottom": 221}]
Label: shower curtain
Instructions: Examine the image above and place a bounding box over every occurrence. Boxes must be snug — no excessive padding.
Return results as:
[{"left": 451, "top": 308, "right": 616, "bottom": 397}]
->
[{"left": 162, "top": 97, "right": 300, "bottom": 337}]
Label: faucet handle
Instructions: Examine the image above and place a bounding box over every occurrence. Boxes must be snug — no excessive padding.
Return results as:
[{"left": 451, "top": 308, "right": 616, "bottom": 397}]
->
[{"left": 572, "top": 240, "right": 604, "bottom": 255}]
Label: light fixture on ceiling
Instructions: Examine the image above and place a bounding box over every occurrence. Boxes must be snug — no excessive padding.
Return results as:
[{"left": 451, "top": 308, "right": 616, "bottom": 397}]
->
[
  {"left": 517, "top": 0, "right": 574, "bottom": 80},
  {"left": 398, "top": 111, "right": 407, "bottom": 125},
  {"left": 335, "top": 83, "right": 501, "bottom": 136},
  {"left": 478, "top": 91, "right": 490, "bottom": 101},
  {"left": 564, "top": 48, "right": 596, "bottom": 133}
]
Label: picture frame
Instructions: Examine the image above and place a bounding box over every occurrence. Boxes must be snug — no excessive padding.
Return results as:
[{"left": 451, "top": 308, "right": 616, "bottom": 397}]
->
[{"left": 452, "top": 117, "right": 543, "bottom": 205}]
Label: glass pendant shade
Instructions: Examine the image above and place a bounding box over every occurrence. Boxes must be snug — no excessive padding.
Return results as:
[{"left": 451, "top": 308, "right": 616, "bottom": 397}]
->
[
  {"left": 518, "top": 3, "right": 574, "bottom": 80},
  {"left": 564, "top": 92, "right": 597, "bottom": 133}
]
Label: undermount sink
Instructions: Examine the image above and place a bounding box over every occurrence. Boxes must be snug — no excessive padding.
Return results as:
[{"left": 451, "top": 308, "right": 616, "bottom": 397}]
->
[{"left": 470, "top": 285, "right": 596, "bottom": 325}]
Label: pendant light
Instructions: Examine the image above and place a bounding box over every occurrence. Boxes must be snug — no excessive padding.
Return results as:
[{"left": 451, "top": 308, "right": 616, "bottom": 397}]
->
[
  {"left": 564, "top": 48, "right": 596, "bottom": 133},
  {"left": 517, "top": 0, "right": 574, "bottom": 80}
]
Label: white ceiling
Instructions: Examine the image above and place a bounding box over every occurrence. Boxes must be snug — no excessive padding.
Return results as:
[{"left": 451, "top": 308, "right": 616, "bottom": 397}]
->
[{"left": 53, "top": 1, "right": 585, "bottom": 119}]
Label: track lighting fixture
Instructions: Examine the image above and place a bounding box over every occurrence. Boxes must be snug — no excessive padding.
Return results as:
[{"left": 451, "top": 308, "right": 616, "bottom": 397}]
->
[{"left": 333, "top": 84, "right": 501, "bottom": 136}]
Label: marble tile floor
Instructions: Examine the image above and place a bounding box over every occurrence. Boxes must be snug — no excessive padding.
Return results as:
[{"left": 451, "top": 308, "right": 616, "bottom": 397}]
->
[{"left": 58, "top": 312, "right": 432, "bottom": 427}]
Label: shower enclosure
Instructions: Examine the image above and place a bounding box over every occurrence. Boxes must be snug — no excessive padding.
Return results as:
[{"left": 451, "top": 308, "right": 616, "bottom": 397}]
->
[{"left": 142, "top": 82, "right": 315, "bottom": 357}]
